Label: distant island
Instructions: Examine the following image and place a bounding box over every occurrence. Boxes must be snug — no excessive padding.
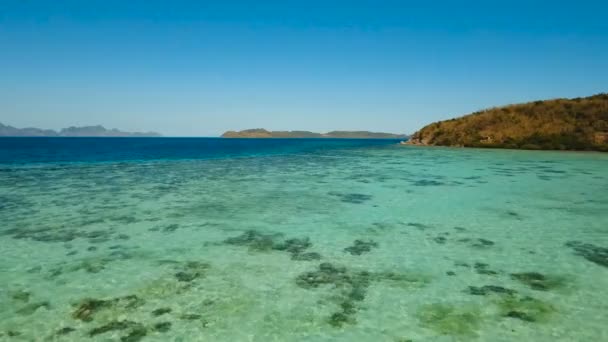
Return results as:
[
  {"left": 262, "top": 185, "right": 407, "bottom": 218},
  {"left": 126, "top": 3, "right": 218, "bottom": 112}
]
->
[
  {"left": 0, "top": 123, "right": 162, "bottom": 137},
  {"left": 222, "top": 128, "right": 407, "bottom": 139},
  {"left": 406, "top": 94, "right": 608, "bottom": 152}
]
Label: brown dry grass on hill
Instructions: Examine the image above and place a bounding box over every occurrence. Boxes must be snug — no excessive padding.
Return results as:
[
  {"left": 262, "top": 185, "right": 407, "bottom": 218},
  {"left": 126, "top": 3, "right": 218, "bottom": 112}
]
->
[{"left": 411, "top": 94, "right": 608, "bottom": 151}]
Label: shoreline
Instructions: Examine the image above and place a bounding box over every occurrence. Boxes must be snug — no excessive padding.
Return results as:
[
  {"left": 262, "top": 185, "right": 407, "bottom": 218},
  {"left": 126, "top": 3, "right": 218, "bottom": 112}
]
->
[{"left": 398, "top": 141, "right": 608, "bottom": 154}]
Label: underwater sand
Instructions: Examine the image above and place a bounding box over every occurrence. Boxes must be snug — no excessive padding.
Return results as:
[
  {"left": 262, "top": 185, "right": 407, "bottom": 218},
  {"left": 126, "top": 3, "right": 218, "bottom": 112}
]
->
[{"left": 1, "top": 141, "right": 607, "bottom": 341}]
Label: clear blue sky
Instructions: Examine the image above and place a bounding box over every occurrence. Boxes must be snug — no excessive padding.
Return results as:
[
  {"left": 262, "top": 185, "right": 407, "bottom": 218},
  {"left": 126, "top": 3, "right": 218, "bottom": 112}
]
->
[{"left": 1, "top": 1, "right": 607, "bottom": 136}]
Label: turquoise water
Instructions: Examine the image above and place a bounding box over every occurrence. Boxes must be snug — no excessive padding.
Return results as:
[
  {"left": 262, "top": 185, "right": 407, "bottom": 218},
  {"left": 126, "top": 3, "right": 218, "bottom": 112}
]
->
[{"left": 1, "top": 142, "right": 607, "bottom": 341}]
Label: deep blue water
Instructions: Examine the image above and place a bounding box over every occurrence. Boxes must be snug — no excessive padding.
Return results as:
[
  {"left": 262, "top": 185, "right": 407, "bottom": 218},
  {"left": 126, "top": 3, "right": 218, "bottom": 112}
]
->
[{"left": 0, "top": 137, "right": 401, "bottom": 164}]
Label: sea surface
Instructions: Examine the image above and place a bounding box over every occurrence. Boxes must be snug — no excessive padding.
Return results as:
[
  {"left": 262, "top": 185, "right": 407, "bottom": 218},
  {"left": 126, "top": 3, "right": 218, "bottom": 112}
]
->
[{"left": 0, "top": 138, "right": 607, "bottom": 341}]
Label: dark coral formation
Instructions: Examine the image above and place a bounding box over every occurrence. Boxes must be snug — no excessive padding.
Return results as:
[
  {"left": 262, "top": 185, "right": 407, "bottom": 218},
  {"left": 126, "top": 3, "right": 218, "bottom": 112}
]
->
[
  {"left": 174, "top": 261, "right": 210, "bottom": 282},
  {"left": 274, "top": 237, "right": 312, "bottom": 254},
  {"left": 89, "top": 320, "right": 137, "bottom": 336},
  {"left": 498, "top": 296, "right": 555, "bottom": 323},
  {"left": 433, "top": 236, "right": 447, "bottom": 244},
  {"left": 467, "top": 285, "right": 516, "bottom": 296},
  {"left": 295, "top": 263, "right": 368, "bottom": 326},
  {"left": 416, "top": 303, "right": 481, "bottom": 337},
  {"left": 474, "top": 262, "right": 498, "bottom": 275},
  {"left": 162, "top": 224, "right": 180, "bottom": 233},
  {"left": 291, "top": 252, "right": 322, "bottom": 261},
  {"left": 224, "top": 230, "right": 321, "bottom": 261},
  {"left": 224, "top": 230, "right": 281, "bottom": 252},
  {"left": 412, "top": 179, "right": 444, "bottom": 186},
  {"left": 296, "top": 263, "right": 426, "bottom": 327},
  {"left": 565, "top": 241, "right": 608, "bottom": 268},
  {"left": 55, "top": 327, "right": 76, "bottom": 336},
  {"left": 510, "top": 272, "right": 567, "bottom": 291},
  {"left": 152, "top": 322, "right": 172, "bottom": 332},
  {"left": 406, "top": 222, "right": 432, "bottom": 230},
  {"left": 296, "top": 263, "right": 351, "bottom": 289},
  {"left": 456, "top": 237, "right": 495, "bottom": 248},
  {"left": 151, "top": 308, "right": 172, "bottom": 316},
  {"left": 47, "top": 249, "right": 137, "bottom": 279},
  {"left": 473, "top": 238, "right": 495, "bottom": 248},
  {"left": 88, "top": 320, "right": 148, "bottom": 341},
  {"left": 2, "top": 226, "right": 115, "bottom": 243},
  {"left": 328, "top": 191, "right": 373, "bottom": 204},
  {"left": 344, "top": 240, "right": 378, "bottom": 255},
  {"left": 10, "top": 290, "right": 31, "bottom": 302},
  {"left": 72, "top": 295, "right": 145, "bottom": 321}
]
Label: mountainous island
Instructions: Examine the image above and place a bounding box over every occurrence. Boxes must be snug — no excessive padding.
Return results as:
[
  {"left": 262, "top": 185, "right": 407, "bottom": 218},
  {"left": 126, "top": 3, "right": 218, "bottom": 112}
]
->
[
  {"left": 222, "top": 128, "right": 406, "bottom": 139},
  {"left": 0, "top": 123, "right": 162, "bottom": 137},
  {"left": 407, "top": 94, "right": 608, "bottom": 152}
]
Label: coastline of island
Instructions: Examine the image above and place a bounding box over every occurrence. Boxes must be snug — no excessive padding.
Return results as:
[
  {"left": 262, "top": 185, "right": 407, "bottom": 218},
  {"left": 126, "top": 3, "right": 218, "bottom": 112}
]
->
[
  {"left": 404, "top": 94, "right": 608, "bottom": 152},
  {"left": 221, "top": 128, "right": 407, "bottom": 139}
]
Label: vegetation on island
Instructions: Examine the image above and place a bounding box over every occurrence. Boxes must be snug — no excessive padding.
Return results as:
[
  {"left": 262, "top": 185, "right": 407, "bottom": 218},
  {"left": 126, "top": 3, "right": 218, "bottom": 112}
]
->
[
  {"left": 408, "top": 94, "right": 608, "bottom": 151},
  {"left": 221, "top": 128, "right": 406, "bottom": 139}
]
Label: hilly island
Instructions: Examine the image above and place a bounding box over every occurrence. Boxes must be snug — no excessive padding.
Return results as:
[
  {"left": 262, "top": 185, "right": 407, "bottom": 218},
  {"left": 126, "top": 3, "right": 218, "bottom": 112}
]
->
[
  {"left": 407, "top": 94, "right": 608, "bottom": 152},
  {"left": 222, "top": 129, "right": 406, "bottom": 139},
  {"left": 0, "top": 123, "right": 161, "bottom": 137}
]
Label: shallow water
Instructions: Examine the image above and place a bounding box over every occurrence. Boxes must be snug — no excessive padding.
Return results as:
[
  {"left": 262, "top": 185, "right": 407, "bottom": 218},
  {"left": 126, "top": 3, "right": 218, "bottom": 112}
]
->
[{"left": 1, "top": 139, "right": 607, "bottom": 341}]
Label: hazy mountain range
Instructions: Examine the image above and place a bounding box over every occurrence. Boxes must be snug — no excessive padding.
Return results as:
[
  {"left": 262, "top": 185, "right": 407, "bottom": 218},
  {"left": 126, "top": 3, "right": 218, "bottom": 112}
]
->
[{"left": 0, "top": 123, "right": 162, "bottom": 137}]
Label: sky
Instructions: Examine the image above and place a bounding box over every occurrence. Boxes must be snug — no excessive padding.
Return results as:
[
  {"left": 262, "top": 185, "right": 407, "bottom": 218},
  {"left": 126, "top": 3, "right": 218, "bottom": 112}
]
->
[{"left": 1, "top": 1, "right": 607, "bottom": 136}]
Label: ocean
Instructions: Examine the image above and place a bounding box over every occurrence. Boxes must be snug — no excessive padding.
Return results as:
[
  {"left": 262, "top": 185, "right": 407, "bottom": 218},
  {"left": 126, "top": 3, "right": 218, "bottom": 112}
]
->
[{"left": 0, "top": 138, "right": 607, "bottom": 341}]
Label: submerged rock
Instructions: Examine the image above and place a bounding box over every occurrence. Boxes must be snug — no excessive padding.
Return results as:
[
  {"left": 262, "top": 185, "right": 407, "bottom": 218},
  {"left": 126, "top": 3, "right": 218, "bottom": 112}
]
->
[
  {"left": 565, "top": 241, "right": 608, "bottom": 268},
  {"left": 344, "top": 240, "right": 378, "bottom": 255}
]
